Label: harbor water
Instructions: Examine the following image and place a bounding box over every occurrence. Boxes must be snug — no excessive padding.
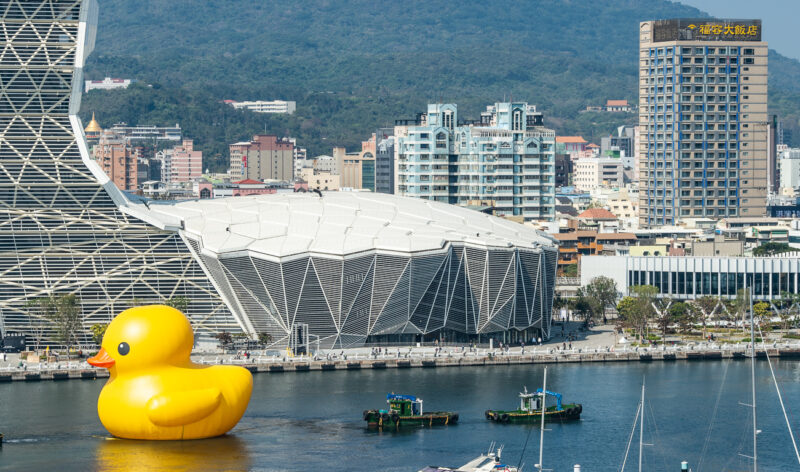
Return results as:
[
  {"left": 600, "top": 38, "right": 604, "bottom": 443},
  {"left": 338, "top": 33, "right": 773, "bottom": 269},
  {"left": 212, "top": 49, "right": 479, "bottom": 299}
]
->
[{"left": 1, "top": 359, "right": 799, "bottom": 471}]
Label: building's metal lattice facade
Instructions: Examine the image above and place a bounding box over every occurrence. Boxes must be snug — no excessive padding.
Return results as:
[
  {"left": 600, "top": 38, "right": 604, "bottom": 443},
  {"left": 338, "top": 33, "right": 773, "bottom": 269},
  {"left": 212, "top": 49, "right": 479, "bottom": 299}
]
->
[
  {"left": 185, "top": 237, "right": 557, "bottom": 349},
  {"left": 0, "top": 0, "right": 239, "bottom": 347}
]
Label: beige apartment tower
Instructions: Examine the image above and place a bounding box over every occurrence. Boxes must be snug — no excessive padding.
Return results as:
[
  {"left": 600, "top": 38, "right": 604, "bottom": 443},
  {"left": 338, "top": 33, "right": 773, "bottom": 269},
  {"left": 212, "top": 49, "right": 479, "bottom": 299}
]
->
[
  {"left": 229, "top": 135, "right": 294, "bottom": 181},
  {"left": 639, "top": 19, "right": 768, "bottom": 227}
]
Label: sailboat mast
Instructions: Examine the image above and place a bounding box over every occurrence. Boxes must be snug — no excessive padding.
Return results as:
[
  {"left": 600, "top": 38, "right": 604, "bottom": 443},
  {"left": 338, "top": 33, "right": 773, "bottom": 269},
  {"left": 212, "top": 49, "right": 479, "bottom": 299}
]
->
[
  {"left": 538, "top": 366, "right": 547, "bottom": 471},
  {"left": 639, "top": 379, "right": 645, "bottom": 472},
  {"left": 750, "top": 285, "right": 757, "bottom": 471}
]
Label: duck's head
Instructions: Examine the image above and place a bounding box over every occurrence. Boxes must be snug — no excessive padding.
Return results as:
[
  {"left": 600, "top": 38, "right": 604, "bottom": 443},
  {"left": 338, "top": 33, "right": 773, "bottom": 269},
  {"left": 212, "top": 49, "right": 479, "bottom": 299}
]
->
[{"left": 87, "top": 305, "right": 194, "bottom": 372}]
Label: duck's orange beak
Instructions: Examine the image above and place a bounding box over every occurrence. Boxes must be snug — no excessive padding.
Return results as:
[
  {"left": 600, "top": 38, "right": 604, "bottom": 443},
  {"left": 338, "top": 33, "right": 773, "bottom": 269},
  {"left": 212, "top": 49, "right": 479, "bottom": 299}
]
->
[{"left": 87, "top": 348, "right": 115, "bottom": 368}]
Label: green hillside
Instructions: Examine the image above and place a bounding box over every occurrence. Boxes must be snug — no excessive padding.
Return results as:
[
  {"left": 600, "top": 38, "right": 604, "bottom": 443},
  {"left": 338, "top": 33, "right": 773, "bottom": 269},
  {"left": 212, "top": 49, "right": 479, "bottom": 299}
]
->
[{"left": 80, "top": 0, "right": 800, "bottom": 172}]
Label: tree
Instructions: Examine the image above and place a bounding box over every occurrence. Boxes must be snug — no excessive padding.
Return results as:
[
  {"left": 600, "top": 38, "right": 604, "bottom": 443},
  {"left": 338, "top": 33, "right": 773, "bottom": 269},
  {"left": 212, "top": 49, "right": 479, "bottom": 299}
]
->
[
  {"left": 257, "top": 332, "right": 273, "bottom": 346},
  {"left": 752, "top": 242, "right": 795, "bottom": 256},
  {"left": 90, "top": 323, "right": 109, "bottom": 346},
  {"left": 690, "top": 296, "right": 720, "bottom": 339},
  {"left": 615, "top": 297, "right": 637, "bottom": 324},
  {"left": 215, "top": 331, "right": 233, "bottom": 348},
  {"left": 164, "top": 296, "right": 190, "bottom": 313},
  {"left": 616, "top": 285, "right": 658, "bottom": 342},
  {"left": 668, "top": 302, "right": 693, "bottom": 336},
  {"left": 753, "top": 301, "right": 771, "bottom": 323},
  {"left": 30, "top": 295, "right": 83, "bottom": 351},
  {"left": 574, "top": 287, "right": 604, "bottom": 326},
  {"left": 563, "top": 264, "right": 578, "bottom": 277},
  {"left": 583, "top": 276, "right": 618, "bottom": 323},
  {"left": 573, "top": 295, "right": 594, "bottom": 325}
]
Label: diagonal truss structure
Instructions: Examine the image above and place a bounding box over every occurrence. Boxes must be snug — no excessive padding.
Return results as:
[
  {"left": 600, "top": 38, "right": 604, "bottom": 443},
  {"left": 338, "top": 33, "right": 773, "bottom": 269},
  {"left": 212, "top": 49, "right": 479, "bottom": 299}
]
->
[
  {"left": 194, "top": 246, "right": 557, "bottom": 349},
  {"left": 151, "top": 192, "right": 559, "bottom": 349},
  {"left": 0, "top": 0, "right": 241, "bottom": 347}
]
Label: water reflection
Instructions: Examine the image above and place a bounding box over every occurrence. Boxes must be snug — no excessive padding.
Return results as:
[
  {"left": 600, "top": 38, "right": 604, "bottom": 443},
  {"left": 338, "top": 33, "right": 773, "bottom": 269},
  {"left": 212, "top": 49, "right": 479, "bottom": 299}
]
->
[{"left": 94, "top": 434, "right": 250, "bottom": 471}]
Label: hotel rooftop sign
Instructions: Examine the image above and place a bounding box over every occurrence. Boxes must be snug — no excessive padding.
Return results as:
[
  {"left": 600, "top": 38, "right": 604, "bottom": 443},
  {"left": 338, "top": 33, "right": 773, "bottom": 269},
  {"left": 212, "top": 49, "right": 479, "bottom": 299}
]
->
[{"left": 652, "top": 18, "right": 761, "bottom": 43}]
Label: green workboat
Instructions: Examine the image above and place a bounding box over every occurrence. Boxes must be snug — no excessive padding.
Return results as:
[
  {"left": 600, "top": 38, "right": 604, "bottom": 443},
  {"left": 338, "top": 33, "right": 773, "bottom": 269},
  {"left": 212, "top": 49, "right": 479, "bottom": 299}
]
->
[
  {"left": 364, "top": 394, "right": 459, "bottom": 428},
  {"left": 485, "top": 387, "right": 582, "bottom": 423}
]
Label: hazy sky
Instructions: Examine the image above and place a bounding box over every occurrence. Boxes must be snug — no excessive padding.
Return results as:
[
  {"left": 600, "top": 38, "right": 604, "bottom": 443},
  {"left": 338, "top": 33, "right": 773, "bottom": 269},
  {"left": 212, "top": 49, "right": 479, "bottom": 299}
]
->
[{"left": 680, "top": 0, "right": 799, "bottom": 61}]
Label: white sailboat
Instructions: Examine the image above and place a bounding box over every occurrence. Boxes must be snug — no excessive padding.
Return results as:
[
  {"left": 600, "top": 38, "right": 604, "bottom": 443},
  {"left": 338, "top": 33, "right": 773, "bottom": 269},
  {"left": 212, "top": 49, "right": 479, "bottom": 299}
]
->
[
  {"left": 741, "top": 286, "right": 800, "bottom": 471},
  {"left": 417, "top": 443, "right": 519, "bottom": 472},
  {"left": 619, "top": 378, "right": 648, "bottom": 472},
  {"left": 621, "top": 287, "right": 800, "bottom": 472}
]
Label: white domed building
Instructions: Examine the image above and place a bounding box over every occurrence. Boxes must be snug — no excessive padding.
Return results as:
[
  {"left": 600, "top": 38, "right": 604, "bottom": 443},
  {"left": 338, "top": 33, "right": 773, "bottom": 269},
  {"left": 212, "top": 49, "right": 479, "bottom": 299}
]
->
[{"left": 150, "top": 192, "right": 558, "bottom": 349}]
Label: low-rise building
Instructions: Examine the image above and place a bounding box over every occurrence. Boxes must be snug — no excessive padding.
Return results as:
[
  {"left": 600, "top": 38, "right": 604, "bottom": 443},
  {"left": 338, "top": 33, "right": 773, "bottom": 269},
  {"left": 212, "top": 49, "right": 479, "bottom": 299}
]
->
[
  {"left": 85, "top": 77, "right": 133, "bottom": 93},
  {"left": 109, "top": 122, "right": 182, "bottom": 143},
  {"left": 225, "top": 100, "right": 296, "bottom": 114},
  {"left": 300, "top": 167, "right": 341, "bottom": 191},
  {"left": 556, "top": 136, "right": 588, "bottom": 158},
  {"left": 553, "top": 230, "right": 637, "bottom": 275},
  {"left": 604, "top": 99, "right": 632, "bottom": 112},
  {"left": 608, "top": 197, "right": 638, "bottom": 223},
  {"left": 691, "top": 236, "right": 744, "bottom": 257},
  {"left": 577, "top": 208, "right": 620, "bottom": 232},
  {"left": 629, "top": 245, "right": 671, "bottom": 257},
  {"left": 582, "top": 255, "right": 800, "bottom": 301}
]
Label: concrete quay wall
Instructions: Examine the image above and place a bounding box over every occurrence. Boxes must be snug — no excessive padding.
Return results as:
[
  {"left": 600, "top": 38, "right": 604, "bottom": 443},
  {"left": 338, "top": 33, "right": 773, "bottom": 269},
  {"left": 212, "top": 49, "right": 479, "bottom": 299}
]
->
[{"left": 2, "top": 346, "right": 799, "bottom": 382}]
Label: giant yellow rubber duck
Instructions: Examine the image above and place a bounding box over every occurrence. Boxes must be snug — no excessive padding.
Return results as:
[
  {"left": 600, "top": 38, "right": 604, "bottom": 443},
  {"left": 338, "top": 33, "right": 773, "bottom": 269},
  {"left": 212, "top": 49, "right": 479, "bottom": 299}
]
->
[{"left": 88, "top": 305, "right": 252, "bottom": 440}]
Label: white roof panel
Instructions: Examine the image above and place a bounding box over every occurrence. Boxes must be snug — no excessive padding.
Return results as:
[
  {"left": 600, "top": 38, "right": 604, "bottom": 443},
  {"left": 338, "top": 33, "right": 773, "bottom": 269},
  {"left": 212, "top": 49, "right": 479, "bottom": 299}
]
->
[{"left": 146, "top": 192, "right": 556, "bottom": 258}]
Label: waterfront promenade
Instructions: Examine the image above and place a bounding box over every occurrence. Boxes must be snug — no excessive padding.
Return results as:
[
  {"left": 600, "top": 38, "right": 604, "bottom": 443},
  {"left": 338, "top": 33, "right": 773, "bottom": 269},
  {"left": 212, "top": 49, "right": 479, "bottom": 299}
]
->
[
  {"left": 2, "top": 323, "right": 799, "bottom": 382},
  {"left": 2, "top": 335, "right": 799, "bottom": 382}
]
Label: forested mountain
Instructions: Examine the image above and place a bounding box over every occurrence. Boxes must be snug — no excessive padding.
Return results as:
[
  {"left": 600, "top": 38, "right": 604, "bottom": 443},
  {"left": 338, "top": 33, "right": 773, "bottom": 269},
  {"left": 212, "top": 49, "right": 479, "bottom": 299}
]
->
[{"left": 80, "top": 0, "right": 800, "bottom": 172}]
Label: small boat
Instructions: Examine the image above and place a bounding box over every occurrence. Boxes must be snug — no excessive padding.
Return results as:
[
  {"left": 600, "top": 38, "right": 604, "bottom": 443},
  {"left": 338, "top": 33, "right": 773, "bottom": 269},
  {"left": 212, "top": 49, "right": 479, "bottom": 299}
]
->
[
  {"left": 364, "top": 394, "right": 458, "bottom": 428},
  {"left": 485, "top": 386, "right": 581, "bottom": 423},
  {"left": 418, "top": 444, "right": 518, "bottom": 472}
]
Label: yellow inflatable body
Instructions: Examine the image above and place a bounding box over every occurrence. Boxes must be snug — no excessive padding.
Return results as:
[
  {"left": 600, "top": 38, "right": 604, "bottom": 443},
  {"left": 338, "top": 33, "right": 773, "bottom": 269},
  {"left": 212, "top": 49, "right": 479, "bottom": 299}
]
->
[{"left": 88, "top": 305, "right": 253, "bottom": 440}]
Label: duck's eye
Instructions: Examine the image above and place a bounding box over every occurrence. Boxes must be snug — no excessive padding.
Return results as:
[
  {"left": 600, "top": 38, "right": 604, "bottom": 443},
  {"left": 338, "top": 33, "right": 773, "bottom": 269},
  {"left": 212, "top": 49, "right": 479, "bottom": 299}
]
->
[{"left": 118, "top": 342, "right": 130, "bottom": 356}]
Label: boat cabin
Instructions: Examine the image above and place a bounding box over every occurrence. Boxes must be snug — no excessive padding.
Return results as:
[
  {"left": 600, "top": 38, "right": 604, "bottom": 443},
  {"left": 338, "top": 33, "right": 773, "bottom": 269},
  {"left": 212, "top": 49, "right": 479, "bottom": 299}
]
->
[
  {"left": 386, "top": 393, "right": 423, "bottom": 416},
  {"left": 519, "top": 388, "right": 542, "bottom": 412},
  {"left": 519, "top": 386, "right": 564, "bottom": 412}
]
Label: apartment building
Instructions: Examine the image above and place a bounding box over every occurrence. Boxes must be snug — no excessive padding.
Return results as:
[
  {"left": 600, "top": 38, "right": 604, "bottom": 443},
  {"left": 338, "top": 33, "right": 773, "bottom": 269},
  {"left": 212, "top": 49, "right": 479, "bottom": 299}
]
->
[
  {"left": 574, "top": 157, "right": 624, "bottom": 191},
  {"left": 395, "top": 102, "right": 556, "bottom": 221},
  {"left": 375, "top": 128, "right": 395, "bottom": 194},
  {"left": 229, "top": 135, "right": 294, "bottom": 182},
  {"left": 93, "top": 130, "right": 139, "bottom": 191},
  {"left": 158, "top": 139, "right": 202, "bottom": 185},
  {"left": 639, "top": 18, "right": 768, "bottom": 226}
]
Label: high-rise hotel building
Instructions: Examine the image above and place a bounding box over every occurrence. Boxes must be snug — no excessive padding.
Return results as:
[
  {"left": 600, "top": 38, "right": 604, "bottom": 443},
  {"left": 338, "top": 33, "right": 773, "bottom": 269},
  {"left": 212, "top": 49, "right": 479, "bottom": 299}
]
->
[
  {"left": 395, "top": 103, "right": 556, "bottom": 222},
  {"left": 639, "top": 19, "right": 768, "bottom": 227}
]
